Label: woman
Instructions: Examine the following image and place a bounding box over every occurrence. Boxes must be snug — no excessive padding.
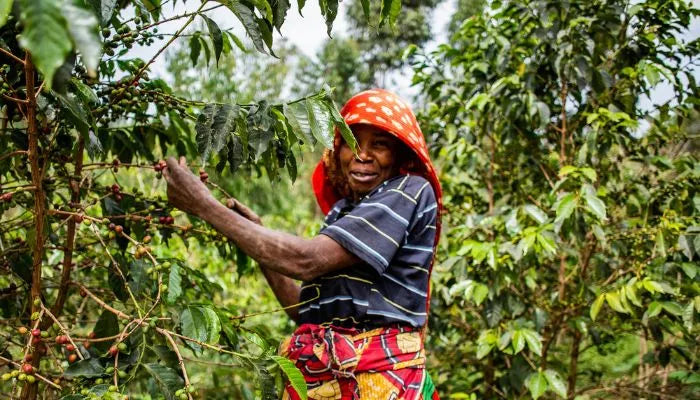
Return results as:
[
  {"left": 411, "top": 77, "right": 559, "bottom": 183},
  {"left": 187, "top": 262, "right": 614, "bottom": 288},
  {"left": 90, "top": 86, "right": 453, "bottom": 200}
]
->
[{"left": 164, "top": 89, "right": 442, "bottom": 400}]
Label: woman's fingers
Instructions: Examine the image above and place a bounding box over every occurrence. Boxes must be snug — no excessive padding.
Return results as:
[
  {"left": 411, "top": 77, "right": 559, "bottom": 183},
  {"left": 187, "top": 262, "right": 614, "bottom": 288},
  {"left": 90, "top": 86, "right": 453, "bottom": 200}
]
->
[{"left": 179, "top": 156, "right": 187, "bottom": 167}]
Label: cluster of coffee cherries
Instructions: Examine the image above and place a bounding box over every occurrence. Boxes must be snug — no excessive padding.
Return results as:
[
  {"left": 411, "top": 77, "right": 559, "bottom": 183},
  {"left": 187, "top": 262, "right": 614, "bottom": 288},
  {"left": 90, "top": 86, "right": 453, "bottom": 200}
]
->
[
  {"left": 101, "top": 19, "right": 164, "bottom": 56},
  {"left": 1, "top": 362, "right": 36, "bottom": 385},
  {"left": 175, "top": 385, "right": 197, "bottom": 399},
  {"left": 110, "top": 184, "right": 124, "bottom": 202},
  {"left": 199, "top": 169, "right": 208, "bottom": 183}
]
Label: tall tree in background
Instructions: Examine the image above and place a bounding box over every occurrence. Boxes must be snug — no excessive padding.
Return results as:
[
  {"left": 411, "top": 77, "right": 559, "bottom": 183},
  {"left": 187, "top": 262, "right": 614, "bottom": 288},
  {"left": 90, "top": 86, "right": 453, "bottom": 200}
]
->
[
  {"left": 295, "top": 0, "right": 443, "bottom": 99},
  {"left": 292, "top": 38, "right": 372, "bottom": 104},
  {"left": 346, "top": 0, "right": 441, "bottom": 86},
  {"left": 410, "top": 0, "right": 699, "bottom": 398}
]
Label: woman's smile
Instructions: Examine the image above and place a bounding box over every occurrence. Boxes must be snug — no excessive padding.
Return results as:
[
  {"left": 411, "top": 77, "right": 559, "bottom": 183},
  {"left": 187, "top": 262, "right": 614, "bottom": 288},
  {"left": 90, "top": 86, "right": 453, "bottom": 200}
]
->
[{"left": 339, "top": 124, "right": 401, "bottom": 199}]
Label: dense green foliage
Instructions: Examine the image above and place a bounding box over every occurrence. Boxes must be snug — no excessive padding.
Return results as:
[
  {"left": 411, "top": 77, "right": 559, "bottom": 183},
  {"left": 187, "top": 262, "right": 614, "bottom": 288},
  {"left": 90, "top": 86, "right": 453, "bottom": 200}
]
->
[
  {"left": 0, "top": 0, "right": 398, "bottom": 399},
  {"left": 409, "top": 0, "right": 699, "bottom": 398}
]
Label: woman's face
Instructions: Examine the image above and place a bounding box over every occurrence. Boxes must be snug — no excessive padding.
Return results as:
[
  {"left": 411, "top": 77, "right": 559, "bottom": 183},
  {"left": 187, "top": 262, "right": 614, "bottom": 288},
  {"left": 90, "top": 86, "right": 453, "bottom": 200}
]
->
[{"left": 339, "top": 124, "right": 401, "bottom": 199}]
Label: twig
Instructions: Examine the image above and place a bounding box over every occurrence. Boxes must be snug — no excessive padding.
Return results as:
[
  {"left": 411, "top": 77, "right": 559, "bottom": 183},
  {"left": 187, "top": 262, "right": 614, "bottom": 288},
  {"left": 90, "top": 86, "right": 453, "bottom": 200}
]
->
[
  {"left": 38, "top": 304, "right": 84, "bottom": 361},
  {"left": 2, "top": 94, "right": 28, "bottom": 104},
  {"left": 158, "top": 329, "right": 193, "bottom": 399},
  {"left": 0, "top": 151, "right": 28, "bottom": 162},
  {"left": 34, "top": 81, "right": 45, "bottom": 99},
  {"left": 0, "top": 47, "right": 24, "bottom": 65}
]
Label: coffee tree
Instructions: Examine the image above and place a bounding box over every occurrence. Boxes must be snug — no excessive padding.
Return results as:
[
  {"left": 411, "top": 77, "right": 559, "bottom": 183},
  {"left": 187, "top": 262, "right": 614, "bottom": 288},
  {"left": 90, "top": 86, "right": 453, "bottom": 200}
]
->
[
  {"left": 0, "top": 0, "right": 402, "bottom": 399},
  {"left": 410, "top": 0, "right": 698, "bottom": 398}
]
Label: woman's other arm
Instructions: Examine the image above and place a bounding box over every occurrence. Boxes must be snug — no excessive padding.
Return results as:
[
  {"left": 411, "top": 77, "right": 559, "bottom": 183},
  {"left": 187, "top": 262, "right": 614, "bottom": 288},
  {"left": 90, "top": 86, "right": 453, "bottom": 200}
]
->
[{"left": 227, "top": 199, "right": 301, "bottom": 322}]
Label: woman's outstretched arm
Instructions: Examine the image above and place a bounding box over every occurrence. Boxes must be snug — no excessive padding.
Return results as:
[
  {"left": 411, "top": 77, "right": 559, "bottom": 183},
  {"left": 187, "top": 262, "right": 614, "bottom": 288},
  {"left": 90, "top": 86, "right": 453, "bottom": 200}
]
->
[{"left": 163, "top": 157, "right": 359, "bottom": 283}]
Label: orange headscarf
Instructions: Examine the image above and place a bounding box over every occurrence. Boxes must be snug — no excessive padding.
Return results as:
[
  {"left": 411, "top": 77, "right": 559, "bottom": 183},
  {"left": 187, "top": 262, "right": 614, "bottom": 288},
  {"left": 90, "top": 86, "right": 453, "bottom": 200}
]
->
[{"left": 312, "top": 88, "right": 442, "bottom": 218}]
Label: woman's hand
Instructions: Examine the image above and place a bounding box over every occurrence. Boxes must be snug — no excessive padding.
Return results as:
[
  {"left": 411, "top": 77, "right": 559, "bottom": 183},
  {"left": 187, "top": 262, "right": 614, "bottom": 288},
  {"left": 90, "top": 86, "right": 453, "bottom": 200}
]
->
[
  {"left": 163, "top": 157, "right": 216, "bottom": 217},
  {"left": 226, "top": 198, "right": 262, "bottom": 225}
]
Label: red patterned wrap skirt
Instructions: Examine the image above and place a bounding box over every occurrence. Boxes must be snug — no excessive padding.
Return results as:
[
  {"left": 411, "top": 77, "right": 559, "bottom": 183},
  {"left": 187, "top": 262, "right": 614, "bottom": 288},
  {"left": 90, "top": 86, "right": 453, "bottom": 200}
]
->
[{"left": 278, "top": 324, "right": 440, "bottom": 400}]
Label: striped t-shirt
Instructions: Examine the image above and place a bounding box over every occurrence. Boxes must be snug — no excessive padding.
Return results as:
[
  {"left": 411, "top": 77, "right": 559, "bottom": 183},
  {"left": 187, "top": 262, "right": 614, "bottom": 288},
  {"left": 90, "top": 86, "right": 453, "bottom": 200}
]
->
[{"left": 298, "top": 174, "right": 438, "bottom": 328}]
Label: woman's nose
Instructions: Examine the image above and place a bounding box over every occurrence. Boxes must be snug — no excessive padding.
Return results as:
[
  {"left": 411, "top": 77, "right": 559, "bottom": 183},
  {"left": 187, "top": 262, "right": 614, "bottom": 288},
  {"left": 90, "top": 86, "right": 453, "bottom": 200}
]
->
[{"left": 355, "top": 147, "right": 371, "bottom": 162}]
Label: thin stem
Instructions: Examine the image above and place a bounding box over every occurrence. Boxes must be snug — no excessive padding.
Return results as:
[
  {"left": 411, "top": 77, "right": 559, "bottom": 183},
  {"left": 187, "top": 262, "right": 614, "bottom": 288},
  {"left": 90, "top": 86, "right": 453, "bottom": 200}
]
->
[
  {"left": 39, "top": 304, "right": 84, "bottom": 361},
  {"left": 0, "top": 47, "right": 24, "bottom": 64},
  {"left": 158, "top": 329, "right": 193, "bottom": 399},
  {"left": 0, "top": 151, "right": 28, "bottom": 162}
]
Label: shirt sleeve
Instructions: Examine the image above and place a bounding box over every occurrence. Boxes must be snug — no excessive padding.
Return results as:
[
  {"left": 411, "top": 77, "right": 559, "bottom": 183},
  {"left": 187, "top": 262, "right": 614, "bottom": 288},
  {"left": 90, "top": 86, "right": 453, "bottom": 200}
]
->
[{"left": 320, "top": 178, "right": 426, "bottom": 275}]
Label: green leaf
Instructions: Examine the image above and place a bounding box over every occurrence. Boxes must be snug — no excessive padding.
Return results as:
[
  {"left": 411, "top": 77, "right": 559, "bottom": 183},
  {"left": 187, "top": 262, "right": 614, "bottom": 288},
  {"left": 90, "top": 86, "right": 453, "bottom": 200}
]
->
[
  {"left": 322, "top": 0, "right": 338, "bottom": 36},
  {"left": 19, "top": 0, "right": 72, "bottom": 88},
  {"left": 93, "top": 310, "right": 119, "bottom": 353},
  {"left": 554, "top": 193, "right": 577, "bottom": 224},
  {"left": 682, "top": 302, "right": 694, "bottom": 331},
  {"left": 605, "top": 291, "right": 628, "bottom": 313},
  {"left": 536, "top": 233, "right": 557, "bottom": 255},
  {"left": 284, "top": 102, "right": 314, "bottom": 145},
  {"left": 54, "top": 91, "right": 90, "bottom": 135},
  {"left": 271, "top": 0, "right": 290, "bottom": 32},
  {"left": 512, "top": 330, "right": 525, "bottom": 354},
  {"left": 143, "top": 363, "right": 184, "bottom": 400},
  {"left": 624, "top": 285, "right": 642, "bottom": 307},
  {"left": 180, "top": 306, "right": 221, "bottom": 354},
  {"left": 544, "top": 369, "right": 567, "bottom": 397},
  {"left": 70, "top": 78, "right": 98, "bottom": 105},
  {"left": 654, "top": 230, "right": 667, "bottom": 257},
  {"left": 680, "top": 262, "right": 697, "bottom": 279},
  {"left": 524, "top": 204, "right": 548, "bottom": 224},
  {"left": 305, "top": 98, "right": 333, "bottom": 149},
  {"left": 522, "top": 329, "right": 542, "bottom": 356},
  {"left": 97, "top": 0, "right": 118, "bottom": 26},
  {"left": 379, "top": 0, "right": 401, "bottom": 28},
  {"left": 64, "top": 357, "right": 104, "bottom": 378},
  {"left": 61, "top": 2, "right": 101, "bottom": 76},
  {"left": 196, "top": 104, "right": 239, "bottom": 162},
  {"left": 678, "top": 235, "right": 693, "bottom": 260},
  {"left": 579, "top": 167, "right": 597, "bottom": 182},
  {"left": 476, "top": 342, "right": 493, "bottom": 359},
  {"left": 166, "top": 263, "right": 182, "bottom": 303},
  {"left": 497, "top": 330, "right": 512, "bottom": 350},
  {"left": 128, "top": 259, "right": 148, "bottom": 296},
  {"left": 644, "top": 301, "right": 662, "bottom": 322},
  {"left": 325, "top": 95, "right": 356, "bottom": 152},
  {"left": 271, "top": 356, "right": 307, "bottom": 400},
  {"left": 0, "top": 0, "right": 12, "bottom": 28},
  {"left": 199, "top": 36, "right": 211, "bottom": 65},
  {"left": 661, "top": 301, "right": 683, "bottom": 316},
  {"left": 526, "top": 371, "right": 548, "bottom": 400},
  {"left": 226, "top": 31, "right": 247, "bottom": 52},
  {"left": 473, "top": 283, "right": 489, "bottom": 306},
  {"left": 218, "top": 0, "right": 267, "bottom": 54},
  {"left": 201, "top": 15, "right": 223, "bottom": 65},
  {"left": 360, "top": 0, "right": 369, "bottom": 21},
  {"left": 189, "top": 32, "right": 202, "bottom": 67},
  {"left": 582, "top": 184, "right": 606, "bottom": 220}
]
